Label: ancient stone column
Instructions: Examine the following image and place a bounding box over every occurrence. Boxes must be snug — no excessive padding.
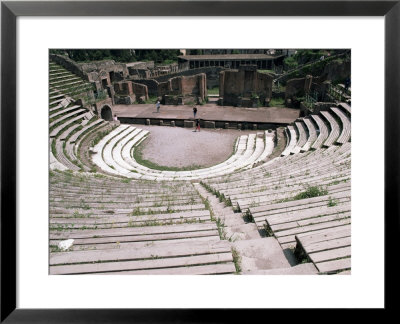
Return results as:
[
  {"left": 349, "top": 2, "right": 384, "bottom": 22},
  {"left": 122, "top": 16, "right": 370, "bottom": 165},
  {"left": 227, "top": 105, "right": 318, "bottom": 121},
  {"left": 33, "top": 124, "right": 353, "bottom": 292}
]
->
[{"left": 219, "top": 71, "right": 225, "bottom": 97}]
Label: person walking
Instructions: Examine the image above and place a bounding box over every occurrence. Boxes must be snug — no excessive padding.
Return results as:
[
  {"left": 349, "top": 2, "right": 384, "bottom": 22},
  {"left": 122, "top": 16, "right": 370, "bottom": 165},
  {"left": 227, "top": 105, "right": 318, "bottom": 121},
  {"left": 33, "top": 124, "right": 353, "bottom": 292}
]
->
[
  {"left": 156, "top": 100, "right": 160, "bottom": 113},
  {"left": 193, "top": 106, "right": 197, "bottom": 119},
  {"left": 195, "top": 119, "right": 201, "bottom": 132}
]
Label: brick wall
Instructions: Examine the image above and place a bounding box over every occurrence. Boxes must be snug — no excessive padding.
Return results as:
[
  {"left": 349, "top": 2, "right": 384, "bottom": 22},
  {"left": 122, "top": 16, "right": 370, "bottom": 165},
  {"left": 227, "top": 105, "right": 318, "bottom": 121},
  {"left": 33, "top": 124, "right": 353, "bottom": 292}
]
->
[
  {"left": 153, "top": 67, "right": 223, "bottom": 89},
  {"left": 157, "top": 74, "right": 207, "bottom": 104},
  {"left": 220, "top": 68, "right": 273, "bottom": 106}
]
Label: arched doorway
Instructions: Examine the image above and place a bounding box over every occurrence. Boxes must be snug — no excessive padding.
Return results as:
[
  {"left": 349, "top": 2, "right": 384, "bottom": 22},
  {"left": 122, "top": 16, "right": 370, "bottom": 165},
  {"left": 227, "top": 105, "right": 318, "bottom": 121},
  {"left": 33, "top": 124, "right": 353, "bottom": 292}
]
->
[{"left": 100, "top": 105, "right": 113, "bottom": 121}]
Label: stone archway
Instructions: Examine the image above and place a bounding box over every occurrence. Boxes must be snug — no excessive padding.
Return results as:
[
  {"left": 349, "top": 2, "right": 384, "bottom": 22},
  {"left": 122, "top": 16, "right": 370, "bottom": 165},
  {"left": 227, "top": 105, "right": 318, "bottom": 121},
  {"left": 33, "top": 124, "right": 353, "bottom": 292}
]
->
[{"left": 100, "top": 105, "right": 113, "bottom": 121}]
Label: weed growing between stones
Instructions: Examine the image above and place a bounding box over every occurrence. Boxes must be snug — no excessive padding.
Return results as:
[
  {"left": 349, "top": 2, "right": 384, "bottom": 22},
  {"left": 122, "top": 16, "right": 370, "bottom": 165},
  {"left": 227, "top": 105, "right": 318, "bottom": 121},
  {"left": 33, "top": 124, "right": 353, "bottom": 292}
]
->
[
  {"left": 328, "top": 197, "right": 339, "bottom": 207},
  {"left": 131, "top": 207, "right": 141, "bottom": 216},
  {"left": 72, "top": 211, "right": 93, "bottom": 218},
  {"left": 50, "top": 245, "right": 65, "bottom": 253},
  {"left": 79, "top": 199, "right": 91, "bottom": 210},
  {"left": 215, "top": 218, "right": 227, "bottom": 240},
  {"left": 243, "top": 210, "right": 254, "bottom": 223},
  {"left": 231, "top": 247, "right": 242, "bottom": 274},
  {"left": 293, "top": 185, "right": 328, "bottom": 200}
]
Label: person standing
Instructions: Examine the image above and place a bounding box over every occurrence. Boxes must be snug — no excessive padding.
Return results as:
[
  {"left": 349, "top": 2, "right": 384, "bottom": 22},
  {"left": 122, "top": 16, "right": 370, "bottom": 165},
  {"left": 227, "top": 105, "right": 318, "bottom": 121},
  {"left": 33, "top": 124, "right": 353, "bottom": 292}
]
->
[
  {"left": 156, "top": 100, "right": 160, "bottom": 113},
  {"left": 113, "top": 114, "right": 118, "bottom": 122},
  {"left": 193, "top": 106, "right": 197, "bottom": 119}
]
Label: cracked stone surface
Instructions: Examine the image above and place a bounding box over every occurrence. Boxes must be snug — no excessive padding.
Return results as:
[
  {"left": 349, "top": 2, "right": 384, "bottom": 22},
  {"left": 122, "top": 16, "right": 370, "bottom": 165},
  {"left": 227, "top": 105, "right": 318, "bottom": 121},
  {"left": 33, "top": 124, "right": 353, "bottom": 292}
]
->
[{"left": 232, "top": 238, "right": 291, "bottom": 272}]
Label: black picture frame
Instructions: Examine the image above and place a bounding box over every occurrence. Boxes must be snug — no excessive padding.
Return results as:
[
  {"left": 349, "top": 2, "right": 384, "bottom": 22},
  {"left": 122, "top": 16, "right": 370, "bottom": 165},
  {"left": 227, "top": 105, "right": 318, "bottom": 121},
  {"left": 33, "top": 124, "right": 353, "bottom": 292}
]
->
[{"left": 1, "top": 0, "right": 398, "bottom": 322}]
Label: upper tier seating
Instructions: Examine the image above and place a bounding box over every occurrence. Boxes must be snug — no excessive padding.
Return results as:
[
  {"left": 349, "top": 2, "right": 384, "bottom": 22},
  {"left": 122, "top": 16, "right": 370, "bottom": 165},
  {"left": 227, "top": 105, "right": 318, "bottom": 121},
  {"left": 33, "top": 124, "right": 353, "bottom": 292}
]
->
[{"left": 49, "top": 62, "right": 94, "bottom": 98}]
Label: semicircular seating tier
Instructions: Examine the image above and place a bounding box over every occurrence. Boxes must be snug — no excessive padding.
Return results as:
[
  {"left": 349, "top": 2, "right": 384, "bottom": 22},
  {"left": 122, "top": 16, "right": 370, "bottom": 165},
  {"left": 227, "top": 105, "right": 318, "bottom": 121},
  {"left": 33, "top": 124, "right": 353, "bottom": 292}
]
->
[
  {"left": 49, "top": 171, "right": 237, "bottom": 275},
  {"left": 49, "top": 61, "right": 111, "bottom": 172},
  {"left": 202, "top": 144, "right": 351, "bottom": 274},
  {"left": 48, "top": 59, "right": 352, "bottom": 276},
  {"left": 90, "top": 125, "right": 276, "bottom": 181}
]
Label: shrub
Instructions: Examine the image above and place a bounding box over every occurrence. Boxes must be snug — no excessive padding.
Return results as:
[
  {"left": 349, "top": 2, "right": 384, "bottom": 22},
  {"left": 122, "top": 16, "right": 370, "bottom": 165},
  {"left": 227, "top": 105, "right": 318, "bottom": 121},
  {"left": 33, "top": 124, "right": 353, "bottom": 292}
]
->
[{"left": 294, "top": 185, "right": 328, "bottom": 200}]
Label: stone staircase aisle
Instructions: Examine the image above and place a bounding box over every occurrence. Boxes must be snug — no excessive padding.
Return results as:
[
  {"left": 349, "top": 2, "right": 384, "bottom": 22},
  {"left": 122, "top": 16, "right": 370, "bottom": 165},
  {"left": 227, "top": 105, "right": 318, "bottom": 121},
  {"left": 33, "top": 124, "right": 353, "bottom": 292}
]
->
[{"left": 193, "top": 182, "right": 316, "bottom": 274}]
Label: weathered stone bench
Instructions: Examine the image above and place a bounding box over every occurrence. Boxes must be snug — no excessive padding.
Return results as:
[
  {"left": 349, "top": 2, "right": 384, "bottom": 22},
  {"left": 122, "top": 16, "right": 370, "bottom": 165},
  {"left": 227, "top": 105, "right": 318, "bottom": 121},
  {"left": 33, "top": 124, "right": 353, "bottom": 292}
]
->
[
  {"left": 301, "top": 117, "right": 317, "bottom": 152},
  {"left": 281, "top": 125, "right": 297, "bottom": 156},
  {"left": 294, "top": 224, "right": 351, "bottom": 274},
  {"left": 49, "top": 237, "right": 235, "bottom": 275},
  {"left": 210, "top": 146, "right": 350, "bottom": 193},
  {"left": 311, "top": 114, "right": 329, "bottom": 149},
  {"left": 50, "top": 111, "right": 87, "bottom": 138},
  {"left": 338, "top": 102, "right": 351, "bottom": 114},
  {"left": 320, "top": 110, "right": 340, "bottom": 146},
  {"left": 292, "top": 121, "right": 307, "bottom": 154},
  {"left": 50, "top": 76, "right": 81, "bottom": 86},
  {"left": 55, "top": 140, "right": 81, "bottom": 171},
  {"left": 331, "top": 107, "right": 351, "bottom": 144}
]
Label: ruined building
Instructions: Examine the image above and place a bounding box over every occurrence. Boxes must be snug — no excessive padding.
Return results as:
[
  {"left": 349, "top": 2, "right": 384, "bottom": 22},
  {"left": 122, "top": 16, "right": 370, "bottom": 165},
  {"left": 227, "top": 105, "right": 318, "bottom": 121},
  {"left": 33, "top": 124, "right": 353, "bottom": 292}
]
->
[
  {"left": 178, "top": 54, "right": 284, "bottom": 70},
  {"left": 219, "top": 66, "right": 273, "bottom": 107},
  {"left": 113, "top": 81, "right": 149, "bottom": 104},
  {"left": 157, "top": 73, "right": 207, "bottom": 105}
]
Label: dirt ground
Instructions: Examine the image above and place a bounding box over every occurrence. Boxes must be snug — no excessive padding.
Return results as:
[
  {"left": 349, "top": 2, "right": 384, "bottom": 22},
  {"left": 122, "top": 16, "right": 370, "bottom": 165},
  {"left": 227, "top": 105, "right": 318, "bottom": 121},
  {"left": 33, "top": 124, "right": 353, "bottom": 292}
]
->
[{"left": 136, "top": 125, "right": 260, "bottom": 168}]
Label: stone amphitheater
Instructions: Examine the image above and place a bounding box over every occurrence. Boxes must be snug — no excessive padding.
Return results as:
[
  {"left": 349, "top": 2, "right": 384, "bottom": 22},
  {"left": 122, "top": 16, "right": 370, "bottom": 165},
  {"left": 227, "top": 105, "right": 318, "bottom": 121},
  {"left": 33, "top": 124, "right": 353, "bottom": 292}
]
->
[{"left": 49, "top": 61, "right": 351, "bottom": 275}]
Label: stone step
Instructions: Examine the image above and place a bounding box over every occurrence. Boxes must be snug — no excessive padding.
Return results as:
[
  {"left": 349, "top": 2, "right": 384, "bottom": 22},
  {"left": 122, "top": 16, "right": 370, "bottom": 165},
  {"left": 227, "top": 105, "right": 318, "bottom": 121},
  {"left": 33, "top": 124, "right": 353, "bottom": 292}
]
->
[
  {"left": 102, "top": 126, "right": 138, "bottom": 174},
  {"left": 293, "top": 224, "right": 351, "bottom": 274},
  {"left": 50, "top": 111, "right": 87, "bottom": 138},
  {"left": 301, "top": 117, "right": 318, "bottom": 152},
  {"left": 50, "top": 209, "right": 211, "bottom": 224},
  {"left": 50, "top": 221, "right": 218, "bottom": 239},
  {"left": 49, "top": 139, "right": 68, "bottom": 171},
  {"left": 243, "top": 262, "right": 318, "bottom": 275},
  {"left": 338, "top": 102, "right": 351, "bottom": 114},
  {"left": 249, "top": 187, "right": 351, "bottom": 217},
  {"left": 49, "top": 108, "right": 86, "bottom": 129},
  {"left": 311, "top": 114, "right": 329, "bottom": 149},
  {"left": 50, "top": 239, "right": 231, "bottom": 265},
  {"left": 55, "top": 140, "right": 81, "bottom": 171},
  {"left": 281, "top": 125, "right": 297, "bottom": 156},
  {"left": 72, "top": 121, "right": 110, "bottom": 158},
  {"left": 206, "top": 142, "right": 350, "bottom": 186},
  {"left": 101, "top": 263, "right": 236, "bottom": 275},
  {"left": 57, "top": 235, "right": 221, "bottom": 252},
  {"left": 50, "top": 227, "right": 218, "bottom": 245},
  {"left": 292, "top": 121, "right": 307, "bottom": 154},
  {"left": 250, "top": 131, "right": 275, "bottom": 167},
  {"left": 229, "top": 174, "right": 351, "bottom": 207},
  {"left": 320, "top": 110, "right": 340, "bottom": 146},
  {"left": 68, "top": 119, "right": 104, "bottom": 143},
  {"left": 232, "top": 237, "right": 291, "bottom": 272},
  {"left": 51, "top": 80, "right": 85, "bottom": 89},
  {"left": 276, "top": 218, "right": 351, "bottom": 248},
  {"left": 210, "top": 148, "right": 351, "bottom": 192},
  {"left": 91, "top": 125, "right": 132, "bottom": 176},
  {"left": 50, "top": 76, "right": 82, "bottom": 86},
  {"left": 295, "top": 224, "right": 351, "bottom": 246},
  {"left": 316, "top": 257, "right": 351, "bottom": 274},
  {"left": 49, "top": 93, "right": 65, "bottom": 100},
  {"left": 224, "top": 223, "right": 261, "bottom": 241},
  {"left": 50, "top": 251, "right": 234, "bottom": 275},
  {"left": 330, "top": 107, "right": 351, "bottom": 144},
  {"left": 266, "top": 202, "right": 351, "bottom": 228},
  {"left": 49, "top": 105, "right": 81, "bottom": 119}
]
